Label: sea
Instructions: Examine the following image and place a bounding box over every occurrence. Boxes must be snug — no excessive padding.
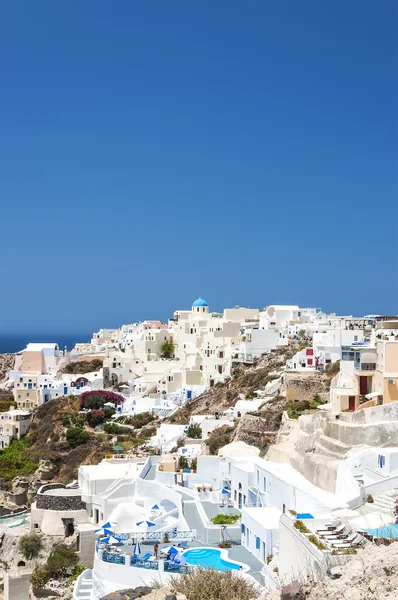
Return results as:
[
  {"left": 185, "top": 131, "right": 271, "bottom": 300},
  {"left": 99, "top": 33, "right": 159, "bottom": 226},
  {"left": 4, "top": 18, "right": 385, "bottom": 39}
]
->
[{"left": 0, "top": 333, "right": 92, "bottom": 354}]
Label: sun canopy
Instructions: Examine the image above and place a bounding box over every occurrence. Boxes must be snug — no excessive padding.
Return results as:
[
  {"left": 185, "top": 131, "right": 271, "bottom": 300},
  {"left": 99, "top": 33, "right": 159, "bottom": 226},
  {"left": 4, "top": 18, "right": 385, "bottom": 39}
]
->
[{"left": 136, "top": 520, "right": 156, "bottom": 527}]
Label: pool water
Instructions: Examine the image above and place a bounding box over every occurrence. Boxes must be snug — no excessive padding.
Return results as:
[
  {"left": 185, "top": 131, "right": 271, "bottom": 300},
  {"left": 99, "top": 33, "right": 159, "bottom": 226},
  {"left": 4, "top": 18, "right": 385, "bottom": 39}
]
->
[
  {"left": 364, "top": 523, "right": 398, "bottom": 539},
  {"left": 183, "top": 548, "right": 241, "bottom": 570}
]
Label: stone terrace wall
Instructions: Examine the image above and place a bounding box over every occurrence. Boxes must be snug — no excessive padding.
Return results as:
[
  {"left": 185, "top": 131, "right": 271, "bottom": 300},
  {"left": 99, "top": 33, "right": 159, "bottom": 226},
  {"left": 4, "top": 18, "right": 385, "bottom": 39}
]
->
[{"left": 36, "top": 484, "right": 85, "bottom": 511}]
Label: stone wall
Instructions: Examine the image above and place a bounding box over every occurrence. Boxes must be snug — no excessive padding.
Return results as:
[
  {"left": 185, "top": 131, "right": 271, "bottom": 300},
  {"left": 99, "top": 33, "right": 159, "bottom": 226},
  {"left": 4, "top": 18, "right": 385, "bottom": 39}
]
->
[{"left": 36, "top": 485, "right": 85, "bottom": 511}]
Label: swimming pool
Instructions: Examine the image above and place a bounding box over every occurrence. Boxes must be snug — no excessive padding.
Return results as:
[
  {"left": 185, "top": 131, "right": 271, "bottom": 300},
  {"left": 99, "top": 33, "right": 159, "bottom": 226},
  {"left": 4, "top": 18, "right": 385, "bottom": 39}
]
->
[
  {"left": 183, "top": 548, "right": 242, "bottom": 571},
  {"left": 364, "top": 523, "right": 398, "bottom": 539}
]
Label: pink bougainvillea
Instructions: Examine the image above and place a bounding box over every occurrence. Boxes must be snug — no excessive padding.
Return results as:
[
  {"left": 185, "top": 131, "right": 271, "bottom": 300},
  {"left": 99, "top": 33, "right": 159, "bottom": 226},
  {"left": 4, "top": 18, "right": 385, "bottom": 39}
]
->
[{"left": 80, "top": 390, "right": 125, "bottom": 410}]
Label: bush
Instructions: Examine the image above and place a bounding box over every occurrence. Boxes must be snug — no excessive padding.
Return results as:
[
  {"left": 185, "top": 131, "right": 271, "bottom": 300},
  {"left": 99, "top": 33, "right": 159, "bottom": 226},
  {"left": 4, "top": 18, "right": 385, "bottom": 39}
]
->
[
  {"left": 118, "top": 412, "right": 155, "bottom": 429},
  {"left": 66, "top": 427, "right": 90, "bottom": 449},
  {"left": 62, "top": 359, "right": 103, "bottom": 374},
  {"left": 30, "top": 566, "right": 50, "bottom": 589},
  {"left": 103, "top": 407, "right": 116, "bottom": 419},
  {"left": 308, "top": 535, "right": 327, "bottom": 550},
  {"left": 19, "top": 533, "right": 42, "bottom": 560},
  {"left": 294, "top": 520, "right": 310, "bottom": 534},
  {"left": 103, "top": 422, "right": 132, "bottom": 435},
  {"left": 172, "top": 566, "right": 258, "bottom": 600},
  {"left": 79, "top": 390, "right": 124, "bottom": 410},
  {"left": 0, "top": 400, "right": 17, "bottom": 412},
  {"left": 367, "top": 494, "right": 374, "bottom": 503},
  {"left": 86, "top": 410, "right": 105, "bottom": 428},
  {"left": 0, "top": 439, "right": 39, "bottom": 481},
  {"left": 47, "top": 546, "right": 79, "bottom": 577},
  {"left": 191, "top": 457, "right": 197, "bottom": 472},
  {"left": 179, "top": 455, "right": 189, "bottom": 469},
  {"left": 69, "top": 564, "right": 86, "bottom": 582},
  {"left": 266, "top": 554, "right": 273, "bottom": 564},
  {"left": 187, "top": 423, "right": 202, "bottom": 439}
]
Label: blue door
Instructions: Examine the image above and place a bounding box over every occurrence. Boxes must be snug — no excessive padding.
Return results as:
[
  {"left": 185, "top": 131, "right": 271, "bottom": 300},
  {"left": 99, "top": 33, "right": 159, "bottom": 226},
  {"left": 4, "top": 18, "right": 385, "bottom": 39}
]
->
[
  {"left": 187, "top": 390, "right": 192, "bottom": 399},
  {"left": 64, "top": 386, "right": 68, "bottom": 395}
]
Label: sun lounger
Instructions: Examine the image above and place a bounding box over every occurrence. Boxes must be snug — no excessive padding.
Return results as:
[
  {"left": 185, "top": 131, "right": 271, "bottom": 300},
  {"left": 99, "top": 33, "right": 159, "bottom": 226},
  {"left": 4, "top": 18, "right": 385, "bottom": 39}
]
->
[
  {"left": 178, "top": 541, "right": 188, "bottom": 549},
  {"left": 141, "top": 553, "right": 152, "bottom": 561}
]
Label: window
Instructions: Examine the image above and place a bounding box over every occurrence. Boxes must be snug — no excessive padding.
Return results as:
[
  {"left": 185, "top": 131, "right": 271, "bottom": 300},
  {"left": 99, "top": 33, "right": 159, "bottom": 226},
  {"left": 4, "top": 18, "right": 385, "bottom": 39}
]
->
[
  {"left": 241, "top": 523, "right": 245, "bottom": 533},
  {"left": 282, "top": 504, "right": 286, "bottom": 513},
  {"left": 388, "top": 379, "right": 396, "bottom": 385},
  {"left": 256, "top": 536, "right": 260, "bottom": 549},
  {"left": 263, "top": 477, "right": 266, "bottom": 491},
  {"left": 234, "top": 490, "right": 237, "bottom": 501},
  {"left": 378, "top": 455, "right": 386, "bottom": 468},
  {"left": 354, "top": 335, "right": 358, "bottom": 341}
]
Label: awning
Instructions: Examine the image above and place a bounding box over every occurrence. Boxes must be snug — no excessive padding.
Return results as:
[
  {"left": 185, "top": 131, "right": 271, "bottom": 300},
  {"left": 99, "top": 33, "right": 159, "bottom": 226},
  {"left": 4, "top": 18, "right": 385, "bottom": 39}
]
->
[{"left": 365, "top": 391, "right": 381, "bottom": 399}]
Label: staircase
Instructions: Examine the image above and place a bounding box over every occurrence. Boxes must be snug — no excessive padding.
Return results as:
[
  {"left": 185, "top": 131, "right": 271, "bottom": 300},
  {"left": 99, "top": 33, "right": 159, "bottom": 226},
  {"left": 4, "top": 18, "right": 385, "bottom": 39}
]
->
[
  {"left": 73, "top": 569, "right": 93, "bottom": 600},
  {"left": 314, "top": 434, "right": 351, "bottom": 460},
  {"left": 372, "top": 491, "right": 397, "bottom": 515}
]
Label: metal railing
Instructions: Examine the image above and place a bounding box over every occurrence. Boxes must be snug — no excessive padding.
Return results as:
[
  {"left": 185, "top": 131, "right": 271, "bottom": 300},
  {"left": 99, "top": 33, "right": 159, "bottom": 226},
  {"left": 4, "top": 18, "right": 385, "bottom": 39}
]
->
[
  {"left": 354, "top": 363, "right": 376, "bottom": 371},
  {"left": 101, "top": 551, "right": 194, "bottom": 573},
  {"left": 116, "top": 529, "right": 194, "bottom": 541}
]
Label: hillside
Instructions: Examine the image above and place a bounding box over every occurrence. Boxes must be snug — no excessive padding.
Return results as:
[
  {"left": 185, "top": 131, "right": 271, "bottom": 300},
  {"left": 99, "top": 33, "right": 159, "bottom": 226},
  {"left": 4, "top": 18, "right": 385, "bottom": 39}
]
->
[
  {"left": 0, "top": 354, "right": 15, "bottom": 383},
  {"left": 173, "top": 344, "right": 298, "bottom": 422}
]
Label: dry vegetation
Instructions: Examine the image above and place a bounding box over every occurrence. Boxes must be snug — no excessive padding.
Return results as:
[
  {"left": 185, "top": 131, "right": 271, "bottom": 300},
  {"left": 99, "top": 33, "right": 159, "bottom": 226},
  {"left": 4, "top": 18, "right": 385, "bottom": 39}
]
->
[{"left": 171, "top": 566, "right": 259, "bottom": 600}]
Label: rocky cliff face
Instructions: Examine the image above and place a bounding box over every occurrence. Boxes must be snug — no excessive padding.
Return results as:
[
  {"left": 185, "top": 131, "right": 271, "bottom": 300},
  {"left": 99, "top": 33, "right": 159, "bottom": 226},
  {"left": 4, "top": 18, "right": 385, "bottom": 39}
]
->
[{"left": 0, "top": 354, "right": 15, "bottom": 383}]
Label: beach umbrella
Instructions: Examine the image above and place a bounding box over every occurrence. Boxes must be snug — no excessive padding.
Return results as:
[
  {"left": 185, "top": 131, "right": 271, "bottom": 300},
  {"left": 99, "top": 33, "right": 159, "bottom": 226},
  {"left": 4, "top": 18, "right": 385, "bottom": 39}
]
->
[
  {"left": 151, "top": 504, "right": 160, "bottom": 510},
  {"left": 95, "top": 527, "right": 114, "bottom": 536},
  {"left": 113, "top": 445, "right": 124, "bottom": 453},
  {"left": 221, "top": 488, "right": 230, "bottom": 495},
  {"left": 136, "top": 520, "right": 156, "bottom": 528},
  {"left": 162, "top": 545, "right": 178, "bottom": 556},
  {"left": 101, "top": 535, "right": 122, "bottom": 545},
  {"left": 102, "top": 521, "right": 118, "bottom": 529},
  {"left": 132, "top": 541, "right": 141, "bottom": 558}
]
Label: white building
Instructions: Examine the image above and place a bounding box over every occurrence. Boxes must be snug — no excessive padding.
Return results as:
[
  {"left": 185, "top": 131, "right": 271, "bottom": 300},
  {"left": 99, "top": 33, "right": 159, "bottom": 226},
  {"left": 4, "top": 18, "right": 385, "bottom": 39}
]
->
[{"left": 0, "top": 408, "right": 31, "bottom": 449}]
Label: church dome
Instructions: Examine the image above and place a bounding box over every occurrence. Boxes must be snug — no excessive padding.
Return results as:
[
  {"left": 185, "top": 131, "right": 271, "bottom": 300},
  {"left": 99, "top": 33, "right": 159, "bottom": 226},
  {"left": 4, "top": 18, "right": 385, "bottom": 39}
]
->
[{"left": 192, "top": 298, "right": 208, "bottom": 307}]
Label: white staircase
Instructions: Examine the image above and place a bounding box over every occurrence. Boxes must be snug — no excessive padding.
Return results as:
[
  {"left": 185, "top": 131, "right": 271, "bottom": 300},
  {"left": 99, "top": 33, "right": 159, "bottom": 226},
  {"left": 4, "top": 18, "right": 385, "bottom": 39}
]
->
[
  {"left": 372, "top": 491, "right": 397, "bottom": 515},
  {"left": 73, "top": 569, "right": 93, "bottom": 600}
]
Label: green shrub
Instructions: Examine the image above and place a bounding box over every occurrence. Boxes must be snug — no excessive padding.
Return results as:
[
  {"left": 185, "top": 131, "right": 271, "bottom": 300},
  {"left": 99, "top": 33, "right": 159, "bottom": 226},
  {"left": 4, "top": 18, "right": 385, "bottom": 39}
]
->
[
  {"left": 103, "top": 407, "right": 116, "bottom": 420},
  {"left": 47, "top": 546, "right": 79, "bottom": 577},
  {"left": 308, "top": 535, "right": 327, "bottom": 550},
  {"left": 69, "top": 564, "right": 86, "bottom": 582},
  {"left": 179, "top": 455, "right": 189, "bottom": 469},
  {"left": 30, "top": 566, "right": 50, "bottom": 589},
  {"left": 62, "top": 359, "right": 103, "bottom": 374},
  {"left": 66, "top": 427, "right": 90, "bottom": 449},
  {"left": 103, "top": 422, "right": 132, "bottom": 435},
  {"left": 172, "top": 566, "right": 258, "bottom": 600},
  {"left": 19, "top": 533, "right": 42, "bottom": 559},
  {"left": 187, "top": 423, "right": 202, "bottom": 439},
  {"left": 367, "top": 494, "right": 374, "bottom": 503},
  {"left": 0, "top": 439, "right": 39, "bottom": 480},
  {"left": 294, "top": 520, "right": 310, "bottom": 534}
]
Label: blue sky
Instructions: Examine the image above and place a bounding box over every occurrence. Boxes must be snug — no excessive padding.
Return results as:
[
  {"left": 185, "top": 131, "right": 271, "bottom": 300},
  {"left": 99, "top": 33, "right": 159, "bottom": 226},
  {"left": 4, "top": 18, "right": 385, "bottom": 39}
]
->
[{"left": 0, "top": 1, "right": 397, "bottom": 334}]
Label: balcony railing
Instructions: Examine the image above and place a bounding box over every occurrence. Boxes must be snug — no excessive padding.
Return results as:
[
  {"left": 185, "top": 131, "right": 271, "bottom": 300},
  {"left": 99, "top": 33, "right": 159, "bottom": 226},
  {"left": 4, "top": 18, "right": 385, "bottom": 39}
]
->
[
  {"left": 354, "top": 363, "right": 376, "bottom": 371},
  {"left": 116, "top": 530, "right": 194, "bottom": 541},
  {"left": 101, "top": 551, "right": 193, "bottom": 573}
]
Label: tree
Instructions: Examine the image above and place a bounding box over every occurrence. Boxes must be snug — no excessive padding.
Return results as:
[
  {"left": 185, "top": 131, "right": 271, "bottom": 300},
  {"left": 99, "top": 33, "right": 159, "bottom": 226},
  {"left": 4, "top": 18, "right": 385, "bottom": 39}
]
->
[
  {"left": 187, "top": 423, "right": 202, "bottom": 439},
  {"left": 19, "top": 533, "right": 42, "bottom": 560},
  {"left": 211, "top": 514, "right": 240, "bottom": 544},
  {"left": 160, "top": 340, "right": 175, "bottom": 358},
  {"left": 298, "top": 329, "right": 306, "bottom": 338},
  {"left": 66, "top": 427, "right": 90, "bottom": 449},
  {"left": 47, "top": 546, "right": 79, "bottom": 577}
]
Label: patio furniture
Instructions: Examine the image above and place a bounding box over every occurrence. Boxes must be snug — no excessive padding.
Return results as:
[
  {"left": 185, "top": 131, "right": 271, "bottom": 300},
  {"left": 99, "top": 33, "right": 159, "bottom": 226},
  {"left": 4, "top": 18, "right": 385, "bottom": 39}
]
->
[
  {"left": 178, "top": 541, "right": 188, "bottom": 549},
  {"left": 141, "top": 553, "right": 152, "bottom": 561}
]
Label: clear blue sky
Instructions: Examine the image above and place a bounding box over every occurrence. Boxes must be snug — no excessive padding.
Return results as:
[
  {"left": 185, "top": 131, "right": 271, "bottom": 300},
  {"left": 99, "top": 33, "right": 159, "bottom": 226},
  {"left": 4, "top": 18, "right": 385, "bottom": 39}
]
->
[{"left": 1, "top": 1, "right": 397, "bottom": 334}]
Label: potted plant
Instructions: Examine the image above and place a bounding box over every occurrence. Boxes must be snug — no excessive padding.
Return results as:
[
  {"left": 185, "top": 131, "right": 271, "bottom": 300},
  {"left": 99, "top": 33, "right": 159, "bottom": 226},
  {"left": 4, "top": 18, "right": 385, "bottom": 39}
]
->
[{"left": 162, "top": 533, "right": 169, "bottom": 543}]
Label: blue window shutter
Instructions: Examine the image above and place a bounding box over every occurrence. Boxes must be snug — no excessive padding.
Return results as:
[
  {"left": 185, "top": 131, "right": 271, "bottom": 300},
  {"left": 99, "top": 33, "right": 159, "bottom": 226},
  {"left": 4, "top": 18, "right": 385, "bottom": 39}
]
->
[
  {"left": 256, "top": 536, "right": 260, "bottom": 549},
  {"left": 241, "top": 524, "right": 245, "bottom": 533}
]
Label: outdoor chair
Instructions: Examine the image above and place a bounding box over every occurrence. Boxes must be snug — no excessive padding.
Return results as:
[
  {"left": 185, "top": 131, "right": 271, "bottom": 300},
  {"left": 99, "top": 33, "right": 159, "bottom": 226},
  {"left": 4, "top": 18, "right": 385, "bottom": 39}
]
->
[
  {"left": 178, "top": 541, "right": 188, "bottom": 549},
  {"left": 141, "top": 552, "right": 152, "bottom": 561}
]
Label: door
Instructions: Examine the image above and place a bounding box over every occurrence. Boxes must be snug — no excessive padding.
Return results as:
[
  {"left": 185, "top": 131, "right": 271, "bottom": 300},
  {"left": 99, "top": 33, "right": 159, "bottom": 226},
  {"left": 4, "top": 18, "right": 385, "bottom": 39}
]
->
[
  {"left": 360, "top": 376, "right": 368, "bottom": 395},
  {"left": 238, "top": 493, "right": 242, "bottom": 509},
  {"left": 349, "top": 396, "right": 355, "bottom": 411}
]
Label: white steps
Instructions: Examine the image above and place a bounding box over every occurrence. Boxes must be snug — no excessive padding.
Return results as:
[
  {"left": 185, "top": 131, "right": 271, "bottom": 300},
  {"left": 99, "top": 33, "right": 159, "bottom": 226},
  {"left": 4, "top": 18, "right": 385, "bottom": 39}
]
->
[
  {"left": 372, "top": 491, "right": 396, "bottom": 515},
  {"left": 74, "top": 570, "right": 93, "bottom": 600}
]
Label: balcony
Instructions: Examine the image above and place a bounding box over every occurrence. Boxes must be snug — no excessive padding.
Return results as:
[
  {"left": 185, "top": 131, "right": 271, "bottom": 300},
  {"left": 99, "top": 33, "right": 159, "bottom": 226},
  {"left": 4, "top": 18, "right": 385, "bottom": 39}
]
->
[{"left": 354, "top": 363, "right": 376, "bottom": 372}]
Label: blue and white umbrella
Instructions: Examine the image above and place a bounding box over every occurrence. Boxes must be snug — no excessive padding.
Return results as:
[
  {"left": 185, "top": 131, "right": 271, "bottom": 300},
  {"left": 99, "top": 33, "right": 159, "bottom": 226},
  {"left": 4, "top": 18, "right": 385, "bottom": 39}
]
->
[
  {"left": 151, "top": 504, "right": 160, "bottom": 510},
  {"left": 94, "top": 527, "right": 114, "bottom": 536},
  {"left": 221, "top": 488, "right": 230, "bottom": 495},
  {"left": 101, "top": 534, "right": 122, "bottom": 545},
  {"left": 102, "top": 520, "right": 118, "bottom": 529},
  {"left": 132, "top": 541, "right": 141, "bottom": 558},
  {"left": 136, "top": 520, "right": 156, "bottom": 528}
]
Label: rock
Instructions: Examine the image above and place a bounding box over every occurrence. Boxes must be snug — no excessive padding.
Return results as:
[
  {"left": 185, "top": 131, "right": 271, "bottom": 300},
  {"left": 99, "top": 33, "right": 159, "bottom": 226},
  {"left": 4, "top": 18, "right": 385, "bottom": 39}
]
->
[
  {"left": 281, "top": 581, "right": 306, "bottom": 599},
  {"left": 101, "top": 587, "right": 153, "bottom": 600},
  {"left": 327, "top": 566, "right": 343, "bottom": 580}
]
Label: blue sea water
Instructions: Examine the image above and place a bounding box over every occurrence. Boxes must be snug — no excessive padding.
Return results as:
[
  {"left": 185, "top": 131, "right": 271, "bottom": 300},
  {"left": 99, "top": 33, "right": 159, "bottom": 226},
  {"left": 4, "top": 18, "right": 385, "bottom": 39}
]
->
[{"left": 0, "top": 333, "right": 92, "bottom": 354}]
